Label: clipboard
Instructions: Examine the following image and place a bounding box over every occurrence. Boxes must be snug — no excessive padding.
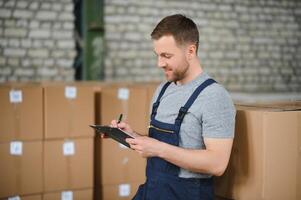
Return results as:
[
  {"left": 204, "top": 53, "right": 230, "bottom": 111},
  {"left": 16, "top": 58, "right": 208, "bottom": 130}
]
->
[{"left": 90, "top": 125, "right": 135, "bottom": 148}]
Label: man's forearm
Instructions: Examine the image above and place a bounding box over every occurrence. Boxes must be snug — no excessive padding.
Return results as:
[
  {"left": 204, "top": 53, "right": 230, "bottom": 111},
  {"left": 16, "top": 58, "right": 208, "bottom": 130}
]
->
[{"left": 157, "top": 140, "right": 232, "bottom": 176}]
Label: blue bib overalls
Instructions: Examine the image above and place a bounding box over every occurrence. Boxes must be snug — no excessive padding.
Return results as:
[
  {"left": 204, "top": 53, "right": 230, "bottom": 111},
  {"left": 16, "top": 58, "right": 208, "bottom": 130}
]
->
[{"left": 133, "top": 79, "right": 216, "bottom": 200}]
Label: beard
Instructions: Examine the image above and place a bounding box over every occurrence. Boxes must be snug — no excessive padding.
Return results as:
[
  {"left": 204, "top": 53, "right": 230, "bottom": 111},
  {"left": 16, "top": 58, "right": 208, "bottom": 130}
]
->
[{"left": 165, "top": 60, "right": 189, "bottom": 83}]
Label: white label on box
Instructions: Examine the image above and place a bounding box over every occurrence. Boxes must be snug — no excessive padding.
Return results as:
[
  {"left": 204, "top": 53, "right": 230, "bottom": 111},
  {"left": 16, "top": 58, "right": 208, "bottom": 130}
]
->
[
  {"left": 119, "top": 143, "right": 129, "bottom": 149},
  {"left": 9, "top": 90, "right": 22, "bottom": 103},
  {"left": 63, "top": 141, "right": 75, "bottom": 156},
  {"left": 119, "top": 184, "right": 131, "bottom": 197},
  {"left": 10, "top": 141, "right": 23, "bottom": 155},
  {"left": 61, "top": 191, "right": 73, "bottom": 200},
  {"left": 8, "top": 196, "right": 21, "bottom": 200},
  {"left": 122, "top": 157, "right": 129, "bottom": 165},
  {"left": 118, "top": 88, "right": 129, "bottom": 100},
  {"left": 65, "top": 86, "right": 77, "bottom": 99}
]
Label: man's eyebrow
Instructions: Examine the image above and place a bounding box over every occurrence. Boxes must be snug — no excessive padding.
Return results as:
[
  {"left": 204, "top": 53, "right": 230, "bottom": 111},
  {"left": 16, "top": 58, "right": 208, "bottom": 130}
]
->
[
  {"left": 161, "top": 52, "right": 173, "bottom": 56},
  {"left": 153, "top": 51, "right": 173, "bottom": 57},
  {"left": 160, "top": 52, "right": 173, "bottom": 56}
]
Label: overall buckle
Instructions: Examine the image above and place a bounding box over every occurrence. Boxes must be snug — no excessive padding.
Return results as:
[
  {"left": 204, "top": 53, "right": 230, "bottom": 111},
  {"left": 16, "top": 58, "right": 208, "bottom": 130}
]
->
[{"left": 176, "top": 107, "right": 188, "bottom": 121}]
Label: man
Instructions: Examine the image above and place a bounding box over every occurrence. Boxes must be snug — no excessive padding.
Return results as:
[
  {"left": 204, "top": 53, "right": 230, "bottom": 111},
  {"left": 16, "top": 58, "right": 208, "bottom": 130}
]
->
[{"left": 110, "top": 14, "right": 236, "bottom": 200}]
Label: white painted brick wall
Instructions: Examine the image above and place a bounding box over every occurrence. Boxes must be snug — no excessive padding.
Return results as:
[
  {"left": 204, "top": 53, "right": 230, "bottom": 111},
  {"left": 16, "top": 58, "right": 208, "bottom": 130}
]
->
[
  {"left": 0, "top": 0, "right": 75, "bottom": 82},
  {"left": 0, "top": 9, "right": 11, "bottom": 18},
  {"left": 104, "top": 0, "right": 301, "bottom": 92},
  {"left": 13, "top": 10, "right": 33, "bottom": 18},
  {"left": 4, "top": 48, "right": 26, "bottom": 57},
  {"left": 36, "top": 11, "right": 57, "bottom": 20},
  {"left": 4, "top": 28, "right": 27, "bottom": 37},
  {"left": 29, "top": 29, "right": 51, "bottom": 38},
  {"left": 28, "top": 49, "right": 49, "bottom": 58},
  {"left": 0, "top": 0, "right": 300, "bottom": 92}
]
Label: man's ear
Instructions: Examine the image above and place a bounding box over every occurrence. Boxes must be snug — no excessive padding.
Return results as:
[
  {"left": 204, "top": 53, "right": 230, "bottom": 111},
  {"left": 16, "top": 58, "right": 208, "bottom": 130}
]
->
[{"left": 187, "top": 44, "right": 197, "bottom": 59}]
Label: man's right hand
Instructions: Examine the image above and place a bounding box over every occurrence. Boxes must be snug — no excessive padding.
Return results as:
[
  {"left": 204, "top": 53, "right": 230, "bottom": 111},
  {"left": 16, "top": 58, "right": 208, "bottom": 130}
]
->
[{"left": 100, "top": 119, "right": 134, "bottom": 138}]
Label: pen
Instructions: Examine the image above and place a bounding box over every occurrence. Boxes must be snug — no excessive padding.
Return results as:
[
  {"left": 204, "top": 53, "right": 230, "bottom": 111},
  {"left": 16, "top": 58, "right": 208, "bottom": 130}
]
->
[{"left": 117, "top": 113, "right": 123, "bottom": 124}]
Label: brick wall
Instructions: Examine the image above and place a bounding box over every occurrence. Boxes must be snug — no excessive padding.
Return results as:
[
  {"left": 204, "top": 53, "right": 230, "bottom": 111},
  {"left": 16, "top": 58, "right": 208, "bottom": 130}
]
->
[
  {"left": 104, "top": 0, "right": 301, "bottom": 92},
  {"left": 0, "top": 0, "right": 75, "bottom": 82},
  {"left": 0, "top": 0, "right": 300, "bottom": 92}
]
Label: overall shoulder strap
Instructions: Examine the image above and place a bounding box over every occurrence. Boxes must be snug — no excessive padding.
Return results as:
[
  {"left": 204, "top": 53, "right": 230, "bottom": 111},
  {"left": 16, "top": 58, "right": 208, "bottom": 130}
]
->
[
  {"left": 175, "top": 79, "right": 216, "bottom": 124},
  {"left": 151, "top": 82, "right": 172, "bottom": 119}
]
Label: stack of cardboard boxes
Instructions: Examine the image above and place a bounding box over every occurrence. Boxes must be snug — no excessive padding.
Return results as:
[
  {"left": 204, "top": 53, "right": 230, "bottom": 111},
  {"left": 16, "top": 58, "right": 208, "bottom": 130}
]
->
[
  {"left": 0, "top": 83, "right": 94, "bottom": 199},
  {"left": 0, "top": 82, "right": 158, "bottom": 200},
  {"left": 215, "top": 102, "right": 301, "bottom": 200},
  {"left": 0, "top": 83, "right": 43, "bottom": 200},
  {"left": 94, "top": 83, "right": 157, "bottom": 200},
  {"left": 2, "top": 81, "right": 300, "bottom": 200},
  {"left": 43, "top": 83, "right": 94, "bottom": 199}
]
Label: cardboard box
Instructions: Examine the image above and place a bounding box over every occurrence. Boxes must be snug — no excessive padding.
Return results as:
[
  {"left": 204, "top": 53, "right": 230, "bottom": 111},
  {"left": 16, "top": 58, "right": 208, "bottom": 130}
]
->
[
  {"left": 95, "top": 137, "right": 146, "bottom": 186},
  {"left": 100, "top": 182, "right": 141, "bottom": 200},
  {"left": 215, "top": 104, "right": 301, "bottom": 200},
  {"left": 43, "top": 188, "right": 93, "bottom": 200},
  {"left": 99, "top": 84, "right": 150, "bottom": 136},
  {"left": 43, "top": 84, "right": 94, "bottom": 139},
  {"left": 0, "top": 141, "right": 43, "bottom": 198},
  {"left": 0, "top": 84, "right": 43, "bottom": 142},
  {"left": 1, "top": 194, "right": 42, "bottom": 200},
  {"left": 43, "top": 138, "right": 93, "bottom": 192}
]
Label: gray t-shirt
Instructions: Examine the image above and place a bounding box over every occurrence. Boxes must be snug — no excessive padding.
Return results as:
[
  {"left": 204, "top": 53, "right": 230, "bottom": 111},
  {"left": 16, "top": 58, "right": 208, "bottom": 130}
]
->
[{"left": 151, "top": 72, "right": 236, "bottom": 178}]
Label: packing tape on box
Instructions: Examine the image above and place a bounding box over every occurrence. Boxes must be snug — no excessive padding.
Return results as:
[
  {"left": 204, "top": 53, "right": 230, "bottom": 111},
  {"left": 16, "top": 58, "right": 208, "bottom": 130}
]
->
[
  {"left": 299, "top": 114, "right": 301, "bottom": 155},
  {"left": 119, "top": 183, "right": 131, "bottom": 197},
  {"left": 10, "top": 141, "right": 23, "bottom": 195},
  {"left": 68, "top": 100, "right": 75, "bottom": 138},
  {"left": 117, "top": 88, "right": 129, "bottom": 123},
  {"left": 65, "top": 86, "right": 77, "bottom": 138},
  {"left": 9, "top": 89, "right": 22, "bottom": 138},
  {"left": 63, "top": 140, "right": 75, "bottom": 187},
  {"left": 61, "top": 190, "right": 73, "bottom": 200}
]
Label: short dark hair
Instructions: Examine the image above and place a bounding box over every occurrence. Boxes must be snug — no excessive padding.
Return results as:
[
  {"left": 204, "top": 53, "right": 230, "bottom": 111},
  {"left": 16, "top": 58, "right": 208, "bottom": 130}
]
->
[{"left": 151, "top": 14, "right": 199, "bottom": 51}]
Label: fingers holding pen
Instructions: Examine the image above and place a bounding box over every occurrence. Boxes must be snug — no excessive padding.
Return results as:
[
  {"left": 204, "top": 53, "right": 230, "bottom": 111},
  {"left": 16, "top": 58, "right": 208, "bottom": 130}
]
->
[
  {"left": 111, "top": 113, "right": 123, "bottom": 128},
  {"left": 110, "top": 119, "right": 118, "bottom": 127},
  {"left": 103, "top": 117, "right": 121, "bottom": 138},
  {"left": 110, "top": 119, "right": 128, "bottom": 129}
]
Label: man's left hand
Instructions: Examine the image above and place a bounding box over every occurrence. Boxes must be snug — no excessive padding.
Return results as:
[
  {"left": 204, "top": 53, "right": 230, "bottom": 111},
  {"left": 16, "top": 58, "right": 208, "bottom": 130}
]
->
[{"left": 125, "top": 136, "right": 163, "bottom": 158}]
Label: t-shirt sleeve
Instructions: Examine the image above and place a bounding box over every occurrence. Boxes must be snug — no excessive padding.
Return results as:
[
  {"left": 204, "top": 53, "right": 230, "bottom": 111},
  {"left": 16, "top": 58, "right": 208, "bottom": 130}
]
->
[{"left": 201, "top": 85, "right": 236, "bottom": 138}]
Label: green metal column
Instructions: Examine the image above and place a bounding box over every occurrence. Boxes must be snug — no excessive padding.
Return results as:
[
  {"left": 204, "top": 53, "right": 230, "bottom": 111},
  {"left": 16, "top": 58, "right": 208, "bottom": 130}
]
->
[{"left": 82, "top": 0, "right": 105, "bottom": 80}]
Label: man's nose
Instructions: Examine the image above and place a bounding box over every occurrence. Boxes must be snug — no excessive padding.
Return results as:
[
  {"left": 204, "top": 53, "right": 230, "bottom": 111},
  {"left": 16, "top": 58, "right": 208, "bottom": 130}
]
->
[{"left": 157, "top": 57, "right": 166, "bottom": 68}]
